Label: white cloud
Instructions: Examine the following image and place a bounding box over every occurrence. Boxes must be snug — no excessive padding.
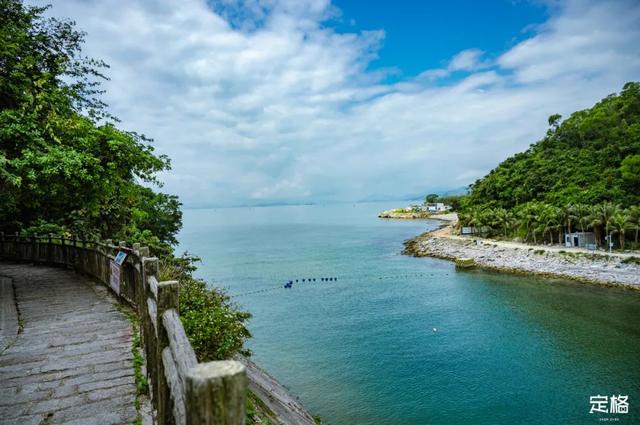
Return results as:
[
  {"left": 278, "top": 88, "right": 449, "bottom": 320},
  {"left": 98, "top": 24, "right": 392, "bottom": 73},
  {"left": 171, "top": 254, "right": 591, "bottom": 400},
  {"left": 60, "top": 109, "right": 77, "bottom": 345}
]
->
[
  {"left": 448, "top": 49, "right": 487, "bottom": 72},
  {"left": 39, "top": 0, "right": 640, "bottom": 206}
]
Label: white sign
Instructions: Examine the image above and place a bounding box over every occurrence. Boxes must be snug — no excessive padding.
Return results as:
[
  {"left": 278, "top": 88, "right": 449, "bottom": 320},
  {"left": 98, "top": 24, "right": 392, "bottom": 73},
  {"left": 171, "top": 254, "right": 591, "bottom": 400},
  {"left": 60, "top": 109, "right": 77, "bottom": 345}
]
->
[
  {"left": 109, "top": 260, "right": 121, "bottom": 295},
  {"left": 589, "top": 395, "right": 629, "bottom": 414}
]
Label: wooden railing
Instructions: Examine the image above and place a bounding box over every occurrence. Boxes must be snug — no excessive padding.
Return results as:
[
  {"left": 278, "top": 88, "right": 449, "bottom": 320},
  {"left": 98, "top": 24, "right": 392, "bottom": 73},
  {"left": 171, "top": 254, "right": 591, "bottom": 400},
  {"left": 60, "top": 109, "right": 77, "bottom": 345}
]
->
[{"left": 0, "top": 232, "right": 246, "bottom": 425}]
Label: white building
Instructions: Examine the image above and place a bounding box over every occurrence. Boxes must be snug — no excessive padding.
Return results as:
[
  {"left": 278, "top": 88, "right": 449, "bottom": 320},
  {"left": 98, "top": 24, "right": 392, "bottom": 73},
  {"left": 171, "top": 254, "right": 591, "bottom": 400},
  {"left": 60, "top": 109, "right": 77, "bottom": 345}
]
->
[{"left": 425, "top": 203, "right": 451, "bottom": 212}]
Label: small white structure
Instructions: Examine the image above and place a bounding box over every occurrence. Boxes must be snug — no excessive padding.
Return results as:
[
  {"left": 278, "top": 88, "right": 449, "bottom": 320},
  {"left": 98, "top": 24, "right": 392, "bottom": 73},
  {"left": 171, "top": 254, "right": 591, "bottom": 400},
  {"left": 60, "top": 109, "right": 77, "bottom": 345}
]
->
[
  {"left": 424, "top": 203, "right": 451, "bottom": 212},
  {"left": 565, "top": 232, "right": 596, "bottom": 249}
]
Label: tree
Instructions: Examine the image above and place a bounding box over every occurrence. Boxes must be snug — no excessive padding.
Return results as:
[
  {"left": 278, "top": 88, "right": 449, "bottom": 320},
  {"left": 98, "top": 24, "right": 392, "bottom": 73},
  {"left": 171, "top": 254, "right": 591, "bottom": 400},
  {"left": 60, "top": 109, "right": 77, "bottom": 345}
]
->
[
  {"left": 574, "top": 204, "right": 591, "bottom": 233},
  {"left": 548, "top": 113, "right": 562, "bottom": 130},
  {"left": 610, "top": 212, "right": 630, "bottom": 249},
  {"left": 562, "top": 203, "right": 576, "bottom": 235},
  {"left": 494, "top": 208, "right": 514, "bottom": 237},
  {"left": 588, "top": 206, "right": 603, "bottom": 246},
  {"left": 628, "top": 206, "right": 640, "bottom": 245},
  {"left": 0, "top": 0, "right": 180, "bottom": 250},
  {"left": 600, "top": 202, "right": 622, "bottom": 246},
  {"left": 620, "top": 154, "right": 640, "bottom": 191},
  {"left": 425, "top": 193, "right": 439, "bottom": 204}
]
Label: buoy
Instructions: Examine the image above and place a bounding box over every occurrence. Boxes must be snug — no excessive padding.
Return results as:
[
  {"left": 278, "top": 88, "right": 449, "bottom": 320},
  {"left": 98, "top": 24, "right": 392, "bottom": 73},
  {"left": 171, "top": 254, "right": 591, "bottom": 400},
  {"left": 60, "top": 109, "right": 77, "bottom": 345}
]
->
[{"left": 433, "top": 328, "right": 437, "bottom": 332}]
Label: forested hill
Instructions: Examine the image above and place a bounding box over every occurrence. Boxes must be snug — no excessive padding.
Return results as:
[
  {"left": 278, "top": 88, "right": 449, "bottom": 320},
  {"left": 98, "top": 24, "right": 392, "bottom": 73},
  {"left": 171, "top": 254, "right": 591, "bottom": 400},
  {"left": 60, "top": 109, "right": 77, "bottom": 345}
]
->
[{"left": 465, "top": 82, "right": 640, "bottom": 210}]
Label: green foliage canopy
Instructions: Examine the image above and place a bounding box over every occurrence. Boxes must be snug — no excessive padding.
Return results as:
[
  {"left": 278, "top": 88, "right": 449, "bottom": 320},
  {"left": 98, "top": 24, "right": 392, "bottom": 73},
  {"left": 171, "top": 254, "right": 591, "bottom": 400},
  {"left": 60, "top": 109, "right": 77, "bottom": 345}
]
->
[
  {"left": 0, "top": 0, "right": 181, "bottom": 254},
  {"left": 465, "top": 82, "right": 640, "bottom": 210}
]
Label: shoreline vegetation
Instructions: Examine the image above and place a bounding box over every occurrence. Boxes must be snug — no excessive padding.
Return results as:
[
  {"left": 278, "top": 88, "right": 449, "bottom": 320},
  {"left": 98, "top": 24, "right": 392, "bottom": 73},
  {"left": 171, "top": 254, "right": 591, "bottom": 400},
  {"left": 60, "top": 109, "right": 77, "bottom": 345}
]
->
[{"left": 400, "top": 214, "right": 640, "bottom": 289}]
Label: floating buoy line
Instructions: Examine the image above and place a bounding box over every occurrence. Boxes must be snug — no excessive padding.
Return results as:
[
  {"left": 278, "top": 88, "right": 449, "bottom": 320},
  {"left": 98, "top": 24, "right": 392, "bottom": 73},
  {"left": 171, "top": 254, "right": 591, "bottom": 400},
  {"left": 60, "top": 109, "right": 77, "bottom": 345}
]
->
[{"left": 228, "top": 272, "right": 450, "bottom": 298}]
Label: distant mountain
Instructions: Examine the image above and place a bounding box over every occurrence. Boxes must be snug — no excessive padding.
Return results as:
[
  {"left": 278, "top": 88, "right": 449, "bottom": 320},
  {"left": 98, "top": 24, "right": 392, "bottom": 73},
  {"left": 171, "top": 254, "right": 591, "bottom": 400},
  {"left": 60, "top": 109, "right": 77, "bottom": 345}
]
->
[{"left": 465, "top": 82, "right": 640, "bottom": 209}]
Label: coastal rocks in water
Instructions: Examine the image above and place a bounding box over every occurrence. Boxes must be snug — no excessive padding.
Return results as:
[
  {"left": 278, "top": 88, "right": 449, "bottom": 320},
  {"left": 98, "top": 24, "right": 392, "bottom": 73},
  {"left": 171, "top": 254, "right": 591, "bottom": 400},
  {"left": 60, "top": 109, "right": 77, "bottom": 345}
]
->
[{"left": 455, "top": 258, "right": 476, "bottom": 269}]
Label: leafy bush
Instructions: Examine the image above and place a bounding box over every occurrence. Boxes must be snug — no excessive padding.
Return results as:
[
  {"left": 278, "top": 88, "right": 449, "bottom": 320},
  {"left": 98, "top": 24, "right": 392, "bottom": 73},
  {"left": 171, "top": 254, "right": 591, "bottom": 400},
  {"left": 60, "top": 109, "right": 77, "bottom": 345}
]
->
[{"left": 179, "top": 277, "right": 252, "bottom": 361}]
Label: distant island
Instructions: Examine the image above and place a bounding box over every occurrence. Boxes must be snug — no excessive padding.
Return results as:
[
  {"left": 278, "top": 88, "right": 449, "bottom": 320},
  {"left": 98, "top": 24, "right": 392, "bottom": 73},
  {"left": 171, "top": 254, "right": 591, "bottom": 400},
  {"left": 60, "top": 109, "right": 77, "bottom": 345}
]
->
[{"left": 398, "top": 83, "right": 640, "bottom": 289}]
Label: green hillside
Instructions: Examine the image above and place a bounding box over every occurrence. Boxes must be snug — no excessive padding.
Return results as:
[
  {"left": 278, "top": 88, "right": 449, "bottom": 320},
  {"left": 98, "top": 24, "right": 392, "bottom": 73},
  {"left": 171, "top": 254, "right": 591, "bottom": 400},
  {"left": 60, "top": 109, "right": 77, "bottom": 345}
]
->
[
  {"left": 466, "top": 82, "right": 640, "bottom": 209},
  {"left": 458, "top": 83, "right": 640, "bottom": 249}
]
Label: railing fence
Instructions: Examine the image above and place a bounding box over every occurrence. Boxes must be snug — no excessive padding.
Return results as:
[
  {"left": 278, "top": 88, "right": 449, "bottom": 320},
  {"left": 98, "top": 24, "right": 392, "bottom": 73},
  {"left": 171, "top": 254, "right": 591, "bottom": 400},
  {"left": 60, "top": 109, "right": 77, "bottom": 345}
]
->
[{"left": 0, "top": 232, "right": 246, "bottom": 425}]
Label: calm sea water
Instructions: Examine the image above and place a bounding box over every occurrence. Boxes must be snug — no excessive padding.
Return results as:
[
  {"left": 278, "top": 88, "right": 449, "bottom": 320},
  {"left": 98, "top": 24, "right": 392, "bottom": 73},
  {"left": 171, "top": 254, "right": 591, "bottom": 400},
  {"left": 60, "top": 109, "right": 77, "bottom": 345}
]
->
[{"left": 178, "top": 202, "right": 640, "bottom": 424}]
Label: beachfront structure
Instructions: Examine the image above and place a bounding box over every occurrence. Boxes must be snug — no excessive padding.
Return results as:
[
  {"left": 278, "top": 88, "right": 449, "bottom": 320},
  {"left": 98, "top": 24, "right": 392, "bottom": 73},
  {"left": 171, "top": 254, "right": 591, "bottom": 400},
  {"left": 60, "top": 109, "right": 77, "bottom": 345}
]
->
[
  {"left": 409, "top": 203, "right": 452, "bottom": 212},
  {"left": 565, "top": 231, "right": 596, "bottom": 249},
  {"left": 426, "top": 202, "right": 451, "bottom": 212},
  {"left": 461, "top": 226, "right": 489, "bottom": 235}
]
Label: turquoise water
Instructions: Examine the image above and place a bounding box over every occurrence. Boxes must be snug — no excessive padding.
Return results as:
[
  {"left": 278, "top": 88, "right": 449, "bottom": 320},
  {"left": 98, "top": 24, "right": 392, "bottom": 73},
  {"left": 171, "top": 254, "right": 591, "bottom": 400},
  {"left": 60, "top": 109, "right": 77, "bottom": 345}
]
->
[{"left": 178, "top": 202, "right": 640, "bottom": 424}]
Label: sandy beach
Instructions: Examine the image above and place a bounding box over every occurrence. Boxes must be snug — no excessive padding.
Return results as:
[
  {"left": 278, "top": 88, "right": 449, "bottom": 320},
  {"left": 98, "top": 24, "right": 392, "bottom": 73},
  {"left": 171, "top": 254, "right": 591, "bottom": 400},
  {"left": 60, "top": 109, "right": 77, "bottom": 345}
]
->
[{"left": 403, "top": 214, "right": 640, "bottom": 289}]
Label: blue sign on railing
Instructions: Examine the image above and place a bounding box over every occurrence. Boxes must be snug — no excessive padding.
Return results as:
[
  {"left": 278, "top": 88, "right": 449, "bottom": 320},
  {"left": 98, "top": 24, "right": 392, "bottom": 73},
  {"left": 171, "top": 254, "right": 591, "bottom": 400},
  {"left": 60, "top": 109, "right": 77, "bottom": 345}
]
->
[{"left": 114, "top": 250, "right": 128, "bottom": 265}]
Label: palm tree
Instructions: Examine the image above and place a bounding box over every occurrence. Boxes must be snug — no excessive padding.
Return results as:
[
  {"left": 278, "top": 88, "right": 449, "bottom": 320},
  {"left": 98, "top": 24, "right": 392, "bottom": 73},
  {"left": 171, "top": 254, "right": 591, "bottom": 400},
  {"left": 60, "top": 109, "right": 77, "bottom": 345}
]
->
[
  {"left": 540, "top": 205, "right": 561, "bottom": 245},
  {"left": 574, "top": 204, "right": 590, "bottom": 233},
  {"left": 588, "top": 206, "right": 603, "bottom": 246},
  {"left": 599, "top": 202, "right": 622, "bottom": 246},
  {"left": 494, "top": 208, "right": 514, "bottom": 237},
  {"left": 465, "top": 207, "right": 485, "bottom": 235},
  {"left": 628, "top": 206, "right": 640, "bottom": 245},
  {"left": 610, "top": 212, "right": 630, "bottom": 249},
  {"left": 562, "top": 203, "right": 576, "bottom": 236},
  {"left": 517, "top": 203, "right": 541, "bottom": 243}
]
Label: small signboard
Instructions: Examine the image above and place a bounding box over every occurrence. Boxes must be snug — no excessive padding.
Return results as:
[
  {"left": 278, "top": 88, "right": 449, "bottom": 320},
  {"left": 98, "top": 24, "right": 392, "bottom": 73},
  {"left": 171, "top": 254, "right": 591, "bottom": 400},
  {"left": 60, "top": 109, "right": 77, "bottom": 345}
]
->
[
  {"left": 109, "top": 260, "right": 121, "bottom": 295},
  {"left": 114, "top": 250, "right": 128, "bottom": 266}
]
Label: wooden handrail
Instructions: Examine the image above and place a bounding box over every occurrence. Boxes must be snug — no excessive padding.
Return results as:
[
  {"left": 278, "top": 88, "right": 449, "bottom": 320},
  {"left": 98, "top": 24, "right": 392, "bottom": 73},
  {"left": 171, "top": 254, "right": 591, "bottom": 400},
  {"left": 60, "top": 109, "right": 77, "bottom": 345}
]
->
[{"left": 0, "top": 232, "right": 246, "bottom": 425}]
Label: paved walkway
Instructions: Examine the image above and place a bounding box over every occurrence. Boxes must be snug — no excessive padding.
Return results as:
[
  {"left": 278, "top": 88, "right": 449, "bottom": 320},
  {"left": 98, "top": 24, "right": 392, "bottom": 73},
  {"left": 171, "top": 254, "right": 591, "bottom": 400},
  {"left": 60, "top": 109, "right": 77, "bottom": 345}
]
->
[{"left": 0, "top": 263, "right": 138, "bottom": 425}]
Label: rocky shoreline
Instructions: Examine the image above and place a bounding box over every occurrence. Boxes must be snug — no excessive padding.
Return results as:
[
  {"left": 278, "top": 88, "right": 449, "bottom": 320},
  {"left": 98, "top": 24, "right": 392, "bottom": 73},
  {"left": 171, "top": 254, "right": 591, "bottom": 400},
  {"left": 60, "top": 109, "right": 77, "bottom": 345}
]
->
[
  {"left": 237, "top": 355, "right": 317, "bottom": 425},
  {"left": 378, "top": 210, "right": 432, "bottom": 219},
  {"left": 404, "top": 226, "right": 640, "bottom": 289}
]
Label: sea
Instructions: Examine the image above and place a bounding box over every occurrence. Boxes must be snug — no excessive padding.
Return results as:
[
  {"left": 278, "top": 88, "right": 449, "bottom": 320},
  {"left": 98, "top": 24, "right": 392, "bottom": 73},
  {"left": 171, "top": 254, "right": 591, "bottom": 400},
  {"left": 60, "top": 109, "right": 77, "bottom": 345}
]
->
[{"left": 178, "top": 201, "right": 640, "bottom": 425}]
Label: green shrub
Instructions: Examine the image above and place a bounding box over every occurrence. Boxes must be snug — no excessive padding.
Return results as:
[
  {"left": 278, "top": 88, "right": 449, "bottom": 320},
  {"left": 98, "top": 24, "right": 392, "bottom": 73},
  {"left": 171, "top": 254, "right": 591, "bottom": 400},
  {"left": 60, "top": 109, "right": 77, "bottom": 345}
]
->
[
  {"left": 179, "top": 277, "right": 252, "bottom": 361},
  {"left": 159, "top": 254, "right": 252, "bottom": 361}
]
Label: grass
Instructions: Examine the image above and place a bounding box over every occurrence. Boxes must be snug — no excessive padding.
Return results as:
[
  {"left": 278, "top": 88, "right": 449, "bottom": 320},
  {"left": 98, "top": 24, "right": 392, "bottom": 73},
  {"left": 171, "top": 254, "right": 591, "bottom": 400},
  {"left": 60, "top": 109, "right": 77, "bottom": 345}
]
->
[
  {"left": 114, "top": 304, "right": 148, "bottom": 425},
  {"left": 246, "top": 389, "right": 276, "bottom": 424}
]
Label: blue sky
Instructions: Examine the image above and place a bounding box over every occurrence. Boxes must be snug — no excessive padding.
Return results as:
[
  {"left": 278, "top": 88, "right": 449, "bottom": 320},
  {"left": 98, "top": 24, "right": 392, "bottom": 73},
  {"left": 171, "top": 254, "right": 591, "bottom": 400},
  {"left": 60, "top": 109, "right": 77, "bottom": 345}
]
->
[
  {"left": 42, "top": 0, "right": 640, "bottom": 207},
  {"left": 332, "top": 0, "right": 548, "bottom": 80}
]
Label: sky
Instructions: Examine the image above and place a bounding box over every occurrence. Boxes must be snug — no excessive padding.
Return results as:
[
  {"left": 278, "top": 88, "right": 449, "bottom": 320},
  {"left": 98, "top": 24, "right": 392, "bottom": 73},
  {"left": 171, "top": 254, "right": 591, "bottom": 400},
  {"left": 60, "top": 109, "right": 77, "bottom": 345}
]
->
[{"left": 41, "top": 0, "right": 640, "bottom": 207}]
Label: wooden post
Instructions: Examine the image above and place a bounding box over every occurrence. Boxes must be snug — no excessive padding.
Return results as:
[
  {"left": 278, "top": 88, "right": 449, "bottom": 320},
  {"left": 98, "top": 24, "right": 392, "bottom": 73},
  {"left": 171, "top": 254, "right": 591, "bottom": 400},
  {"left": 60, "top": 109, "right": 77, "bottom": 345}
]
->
[
  {"left": 185, "top": 361, "right": 247, "bottom": 425},
  {"left": 72, "top": 236, "right": 78, "bottom": 270},
  {"left": 48, "top": 234, "right": 53, "bottom": 263},
  {"left": 15, "top": 232, "right": 20, "bottom": 259},
  {"left": 32, "top": 233, "right": 38, "bottom": 262},
  {"left": 156, "top": 280, "right": 179, "bottom": 425},
  {"left": 142, "top": 257, "right": 160, "bottom": 405}
]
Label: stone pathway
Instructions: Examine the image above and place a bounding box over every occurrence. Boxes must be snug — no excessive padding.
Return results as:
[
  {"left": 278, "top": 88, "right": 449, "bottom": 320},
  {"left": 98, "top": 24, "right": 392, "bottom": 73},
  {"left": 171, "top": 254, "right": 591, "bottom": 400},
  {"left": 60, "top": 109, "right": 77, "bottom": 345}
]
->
[{"left": 0, "top": 262, "right": 138, "bottom": 425}]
